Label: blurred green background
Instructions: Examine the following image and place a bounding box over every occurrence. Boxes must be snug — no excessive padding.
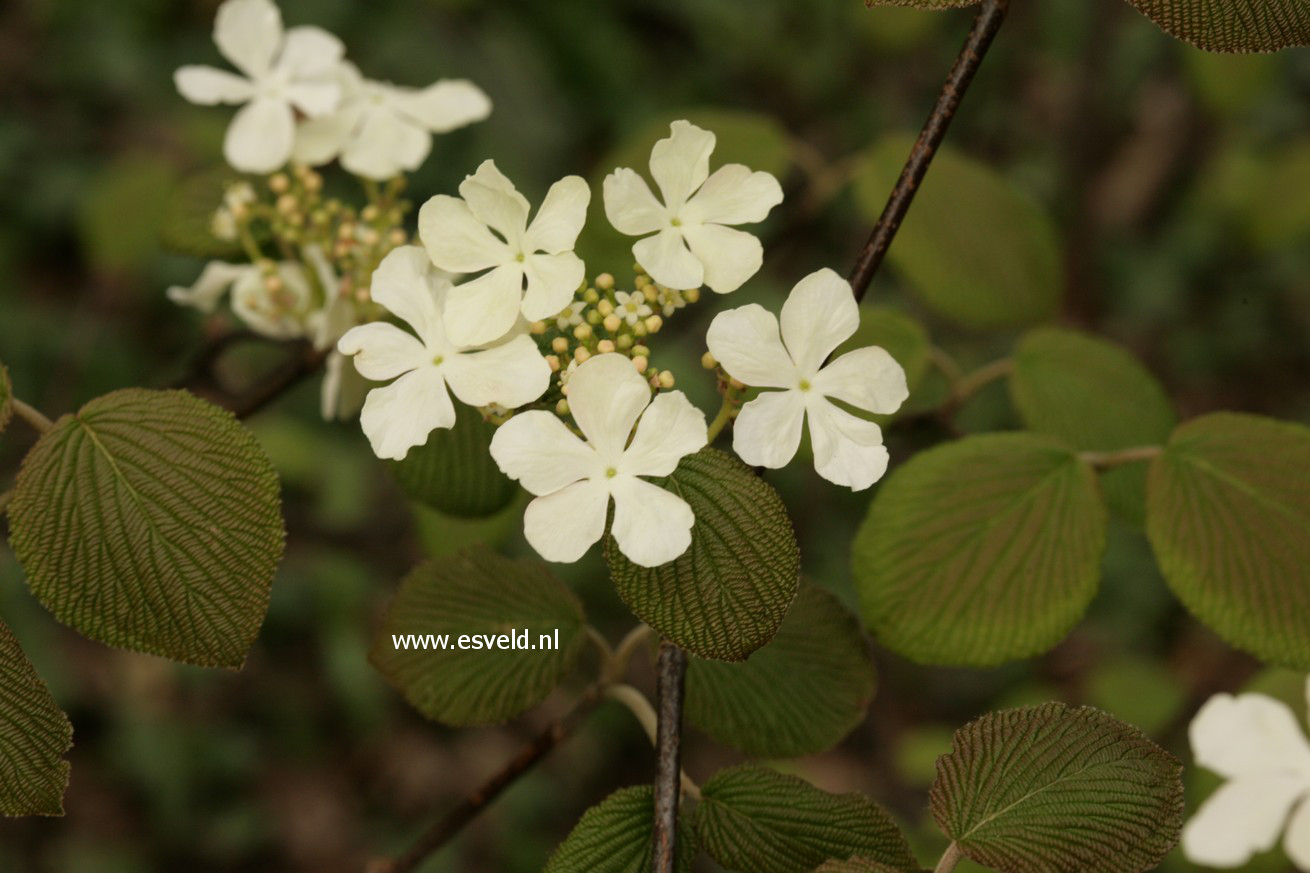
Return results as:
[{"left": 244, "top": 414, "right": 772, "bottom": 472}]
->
[{"left": 2, "top": 0, "right": 1310, "bottom": 870}]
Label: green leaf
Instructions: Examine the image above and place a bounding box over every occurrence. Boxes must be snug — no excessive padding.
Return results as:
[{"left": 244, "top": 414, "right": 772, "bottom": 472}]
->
[
  {"left": 77, "top": 153, "right": 177, "bottom": 276},
  {"left": 696, "top": 765, "right": 920, "bottom": 873},
  {"left": 834, "top": 306, "right": 932, "bottom": 399},
  {"left": 386, "top": 401, "right": 518, "bottom": 517},
  {"left": 1124, "top": 0, "right": 1310, "bottom": 52},
  {"left": 0, "top": 362, "right": 11, "bottom": 436},
  {"left": 160, "top": 168, "right": 247, "bottom": 259},
  {"left": 931, "top": 703, "right": 1183, "bottom": 873},
  {"left": 544, "top": 785, "right": 695, "bottom": 873},
  {"left": 854, "top": 135, "right": 1061, "bottom": 329},
  {"left": 605, "top": 448, "right": 800, "bottom": 662},
  {"left": 7, "top": 389, "right": 284, "bottom": 668},
  {"left": 685, "top": 582, "right": 875, "bottom": 757},
  {"left": 369, "top": 547, "right": 586, "bottom": 726},
  {"left": 853, "top": 433, "right": 1107, "bottom": 666},
  {"left": 1247, "top": 141, "right": 1310, "bottom": 252},
  {"left": 1146, "top": 412, "right": 1310, "bottom": 668},
  {"left": 1010, "top": 327, "right": 1174, "bottom": 523},
  {"left": 0, "top": 618, "right": 72, "bottom": 816}
]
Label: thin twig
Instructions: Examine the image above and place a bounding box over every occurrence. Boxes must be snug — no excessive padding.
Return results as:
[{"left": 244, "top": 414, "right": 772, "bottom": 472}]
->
[
  {"left": 11, "top": 398, "right": 53, "bottom": 434},
  {"left": 229, "top": 342, "right": 330, "bottom": 420},
  {"left": 934, "top": 842, "right": 965, "bottom": 873},
  {"left": 847, "top": 0, "right": 1010, "bottom": 302},
  {"left": 651, "top": 640, "right": 688, "bottom": 873},
  {"left": 1079, "top": 445, "right": 1162, "bottom": 470}
]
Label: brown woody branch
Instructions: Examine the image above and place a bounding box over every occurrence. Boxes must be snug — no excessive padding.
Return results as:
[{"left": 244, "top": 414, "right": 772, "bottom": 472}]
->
[{"left": 650, "top": 640, "right": 688, "bottom": 873}]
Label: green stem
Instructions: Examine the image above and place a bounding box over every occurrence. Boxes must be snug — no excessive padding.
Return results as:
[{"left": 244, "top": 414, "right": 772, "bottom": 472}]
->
[
  {"left": 706, "top": 392, "right": 736, "bottom": 444},
  {"left": 949, "top": 357, "right": 1013, "bottom": 408},
  {"left": 605, "top": 684, "right": 701, "bottom": 801},
  {"left": 11, "top": 398, "right": 53, "bottom": 434},
  {"left": 1079, "top": 445, "right": 1163, "bottom": 469}
]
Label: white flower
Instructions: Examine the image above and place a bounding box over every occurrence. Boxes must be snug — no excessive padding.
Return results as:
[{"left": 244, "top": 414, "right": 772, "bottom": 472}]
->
[
  {"left": 167, "top": 259, "right": 316, "bottom": 340},
  {"left": 603, "top": 120, "right": 783, "bottom": 294},
  {"left": 489, "top": 353, "right": 707, "bottom": 567},
  {"left": 613, "top": 291, "right": 652, "bottom": 326},
  {"left": 293, "top": 62, "right": 491, "bottom": 180},
  {"left": 418, "top": 161, "right": 590, "bottom": 347},
  {"left": 337, "top": 246, "right": 550, "bottom": 460},
  {"left": 706, "top": 268, "right": 908, "bottom": 491},
  {"left": 555, "top": 301, "right": 586, "bottom": 331},
  {"left": 175, "top": 0, "right": 344, "bottom": 174},
  {"left": 1182, "top": 678, "right": 1310, "bottom": 870}
]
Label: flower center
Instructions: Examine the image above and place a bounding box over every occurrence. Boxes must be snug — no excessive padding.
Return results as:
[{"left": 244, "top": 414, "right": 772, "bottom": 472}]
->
[
  {"left": 798, "top": 379, "right": 812, "bottom": 392},
  {"left": 670, "top": 217, "right": 682, "bottom": 227},
  {"left": 432, "top": 354, "right": 445, "bottom": 366},
  {"left": 515, "top": 252, "right": 526, "bottom": 263},
  {"left": 605, "top": 467, "right": 618, "bottom": 479}
]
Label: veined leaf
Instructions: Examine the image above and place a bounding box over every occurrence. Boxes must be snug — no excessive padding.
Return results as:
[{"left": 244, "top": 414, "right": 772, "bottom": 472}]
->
[
  {"left": 0, "top": 618, "right": 72, "bottom": 816},
  {"left": 369, "top": 547, "right": 586, "bottom": 726},
  {"left": 814, "top": 860, "right": 921, "bottom": 873},
  {"left": 1124, "top": 0, "right": 1310, "bottom": 52},
  {"left": 696, "top": 765, "right": 920, "bottom": 873},
  {"left": 0, "top": 362, "right": 11, "bottom": 436},
  {"left": 1146, "top": 413, "right": 1310, "bottom": 668},
  {"left": 685, "top": 582, "right": 875, "bottom": 757},
  {"left": 605, "top": 448, "right": 800, "bottom": 662},
  {"left": 853, "top": 433, "right": 1107, "bottom": 666},
  {"left": 544, "top": 785, "right": 695, "bottom": 873},
  {"left": 862, "top": 0, "right": 977, "bottom": 7},
  {"left": 931, "top": 703, "right": 1183, "bottom": 872},
  {"left": 387, "top": 401, "right": 518, "bottom": 518},
  {"left": 7, "top": 389, "right": 284, "bottom": 668}
]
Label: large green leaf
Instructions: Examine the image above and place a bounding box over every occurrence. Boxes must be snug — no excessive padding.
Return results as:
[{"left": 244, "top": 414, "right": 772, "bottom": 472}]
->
[
  {"left": 695, "top": 765, "right": 920, "bottom": 873},
  {"left": 7, "top": 389, "right": 284, "bottom": 668},
  {"left": 544, "top": 785, "right": 695, "bottom": 873},
  {"left": 684, "top": 582, "right": 875, "bottom": 757},
  {"left": 0, "top": 362, "right": 11, "bottom": 436},
  {"left": 853, "top": 433, "right": 1107, "bottom": 666},
  {"left": 605, "top": 448, "right": 800, "bottom": 662},
  {"left": 369, "top": 547, "right": 586, "bottom": 726},
  {"left": 931, "top": 703, "right": 1183, "bottom": 873},
  {"left": 1010, "top": 327, "right": 1175, "bottom": 523},
  {"left": 1146, "top": 413, "right": 1310, "bottom": 668},
  {"left": 1124, "top": 0, "right": 1310, "bottom": 52},
  {"left": 387, "top": 401, "right": 518, "bottom": 517},
  {"left": 0, "top": 618, "right": 72, "bottom": 816},
  {"left": 854, "top": 135, "right": 1061, "bottom": 329}
]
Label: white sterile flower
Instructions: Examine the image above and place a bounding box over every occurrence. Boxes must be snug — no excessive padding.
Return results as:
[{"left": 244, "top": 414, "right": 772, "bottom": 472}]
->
[
  {"left": 175, "top": 0, "right": 344, "bottom": 174},
  {"left": 293, "top": 62, "right": 491, "bottom": 180},
  {"left": 337, "top": 246, "right": 550, "bottom": 460},
  {"left": 167, "top": 260, "right": 316, "bottom": 340},
  {"left": 418, "top": 160, "right": 590, "bottom": 347},
  {"left": 706, "top": 268, "right": 908, "bottom": 491},
  {"left": 489, "top": 353, "right": 707, "bottom": 567},
  {"left": 614, "top": 291, "right": 652, "bottom": 326},
  {"left": 1182, "top": 678, "right": 1310, "bottom": 870},
  {"left": 603, "top": 120, "right": 783, "bottom": 294}
]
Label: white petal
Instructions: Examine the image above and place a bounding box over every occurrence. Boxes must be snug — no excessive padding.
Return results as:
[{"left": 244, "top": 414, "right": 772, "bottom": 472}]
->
[
  {"left": 704, "top": 304, "right": 796, "bottom": 389},
  {"left": 526, "top": 175, "right": 590, "bottom": 254},
  {"left": 732, "top": 390, "right": 806, "bottom": 469},
  {"left": 1286, "top": 797, "right": 1310, "bottom": 870},
  {"left": 1182, "top": 775, "right": 1309, "bottom": 868},
  {"left": 369, "top": 247, "right": 448, "bottom": 346},
  {"left": 602, "top": 168, "right": 667, "bottom": 236},
  {"left": 174, "top": 66, "right": 253, "bottom": 105},
  {"left": 337, "top": 322, "right": 427, "bottom": 382},
  {"left": 166, "top": 261, "right": 249, "bottom": 311},
  {"left": 649, "top": 120, "right": 714, "bottom": 211},
  {"left": 566, "top": 353, "right": 652, "bottom": 460},
  {"left": 633, "top": 228, "right": 703, "bottom": 291},
  {"left": 292, "top": 104, "right": 357, "bottom": 165},
  {"left": 442, "top": 265, "right": 524, "bottom": 348},
  {"left": 341, "top": 108, "right": 431, "bottom": 179},
  {"left": 780, "top": 268, "right": 860, "bottom": 376},
  {"left": 621, "top": 392, "right": 707, "bottom": 478},
  {"left": 276, "top": 26, "right": 343, "bottom": 78},
  {"left": 223, "top": 97, "right": 294, "bottom": 174},
  {"left": 610, "top": 476, "right": 695, "bottom": 567},
  {"left": 358, "top": 367, "right": 455, "bottom": 461},
  {"left": 230, "top": 262, "right": 310, "bottom": 339},
  {"left": 523, "top": 480, "right": 610, "bottom": 563},
  {"left": 394, "top": 79, "right": 492, "bottom": 133},
  {"left": 285, "top": 79, "right": 340, "bottom": 118},
  {"left": 814, "top": 346, "right": 909, "bottom": 415},
  {"left": 522, "top": 252, "right": 585, "bottom": 322},
  {"left": 459, "top": 160, "right": 530, "bottom": 248},
  {"left": 489, "top": 411, "right": 598, "bottom": 495},
  {"left": 1192, "top": 692, "right": 1310, "bottom": 780},
  {"left": 806, "top": 398, "right": 888, "bottom": 490},
  {"left": 681, "top": 223, "right": 762, "bottom": 294},
  {"left": 214, "top": 0, "right": 281, "bottom": 79},
  {"left": 683, "top": 164, "right": 783, "bottom": 226},
  {"left": 444, "top": 334, "right": 550, "bottom": 409},
  {"left": 418, "top": 195, "right": 510, "bottom": 274}
]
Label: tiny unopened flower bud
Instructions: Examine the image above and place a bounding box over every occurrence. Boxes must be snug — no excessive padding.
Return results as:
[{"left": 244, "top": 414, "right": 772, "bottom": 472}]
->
[
  {"left": 583, "top": 287, "right": 600, "bottom": 304},
  {"left": 555, "top": 398, "right": 570, "bottom": 416},
  {"left": 596, "top": 299, "right": 614, "bottom": 317},
  {"left": 616, "top": 334, "right": 634, "bottom": 350},
  {"left": 264, "top": 274, "right": 283, "bottom": 293},
  {"left": 573, "top": 323, "right": 592, "bottom": 341},
  {"left": 545, "top": 354, "right": 561, "bottom": 371},
  {"left": 573, "top": 347, "right": 591, "bottom": 363},
  {"left": 597, "top": 339, "right": 615, "bottom": 354},
  {"left": 701, "top": 351, "right": 717, "bottom": 369},
  {"left": 361, "top": 204, "right": 380, "bottom": 222},
  {"left": 586, "top": 309, "right": 602, "bottom": 326},
  {"left": 551, "top": 337, "right": 569, "bottom": 354},
  {"left": 276, "top": 193, "right": 298, "bottom": 214},
  {"left": 729, "top": 377, "right": 746, "bottom": 391},
  {"left": 684, "top": 287, "right": 701, "bottom": 303},
  {"left": 361, "top": 228, "right": 380, "bottom": 246},
  {"left": 388, "top": 228, "right": 407, "bottom": 246},
  {"left": 635, "top": 275, "right": 651, "bottom": 289},
  {"left": 644, "top": 314, "right": 663, "bottom": 333},
  {"left": 632, "top": 322, "right": 648, "bottom": 337},
  {"left": 632, "top": 345, "right": 650, "bottom": 359},
  {"left": 658, "top": 370, "right": 675, "bottom": 389},
  {"left": 269, "top": 173, "right": 290, "bottom": 193},
  {"left": 603, "top": 313, "right": 622, "bottom": 334},
  {"left": 633, "top": 262, "right": 646, "bottom": 275},
  {"left": 595, "top": 272, "right": 615, "bottom": 291},
  {"left": 337, "top": 222, "right": 355, "bottom": 239},
  {"left": 642, "top": 285, "right": 658, "bottom": 304},
  {"left": 530, "top": 320, "right": 547, "bottom": 335},
  {"left": 631, "top": 355, "right": 648, "bottom": 373}
]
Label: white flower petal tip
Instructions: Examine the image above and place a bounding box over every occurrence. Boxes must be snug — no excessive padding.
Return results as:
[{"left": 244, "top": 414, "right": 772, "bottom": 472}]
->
[
  {"left": 489, "top": 353, "right": 707, "bottom": 567},
  {"left": 418, "top": 164, "right": 591, "bottom": 346},
  {"left": 602, "top": 119, "right": 782, "bottom": 294},
  {"left": 706, "top": 268, "right": 907, "bottom": 490}
]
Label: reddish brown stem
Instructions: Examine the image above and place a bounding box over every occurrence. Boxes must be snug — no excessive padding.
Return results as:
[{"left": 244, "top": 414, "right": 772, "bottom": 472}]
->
[{"left": 650, "top": 641, "right": 688, "bottom": 873}]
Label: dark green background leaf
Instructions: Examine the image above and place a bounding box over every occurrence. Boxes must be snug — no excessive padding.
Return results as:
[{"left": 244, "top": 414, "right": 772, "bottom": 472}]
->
[
  {"left": 544, "top": 785, "right": 695, "bottom": 873},
  {"left": 0, "top": 618, "right": 72, "bottom": 817},
  {"left": 387, "top": 401, "right": 518, "bottom": 517},
  {"left": 160, "top": 167, "right": 247, "bottom": 260},
  {"left": 0, "top": 362, "right": 11, "bottom": 436}
]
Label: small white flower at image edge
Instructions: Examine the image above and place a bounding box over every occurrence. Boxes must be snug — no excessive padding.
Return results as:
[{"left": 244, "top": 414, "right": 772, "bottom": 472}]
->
[
  {"left": 706, "top": 267, "right": 908, "bottom": 491},
  {"left": 489, "top": 353, "right": 708, "bottom": 568}
]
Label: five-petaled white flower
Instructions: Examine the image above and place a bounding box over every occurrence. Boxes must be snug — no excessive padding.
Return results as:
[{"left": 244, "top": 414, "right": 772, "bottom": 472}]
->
[
  {"left": 613, "top": 291, "right": 652, "bottom": 326},
  {"left": 337, "top": 246, "right": 550, "bottom": 461},
  {"left": 293, "top": 62, "right": 491, "bottom": 180},
  {"left": 706, "top": 268, "right": 908, "bottom": 490},
  {"left": 603, "top": 120, "right": 783, "bottom": 294},
  {"left": 489, "top": 353, "right": 708, "bottom": 567},
  {"left": 419, "top": 161, "right": 590, "bottom": 347},
  {"left": 168, "top": 259, "right": 317, "bottom": 341},
  {"left": 175, "top": 0, "right": 344, "bottom": 174},
  {"left": 1182, "top": 678, "right": 1310, "bottom": 870}
]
